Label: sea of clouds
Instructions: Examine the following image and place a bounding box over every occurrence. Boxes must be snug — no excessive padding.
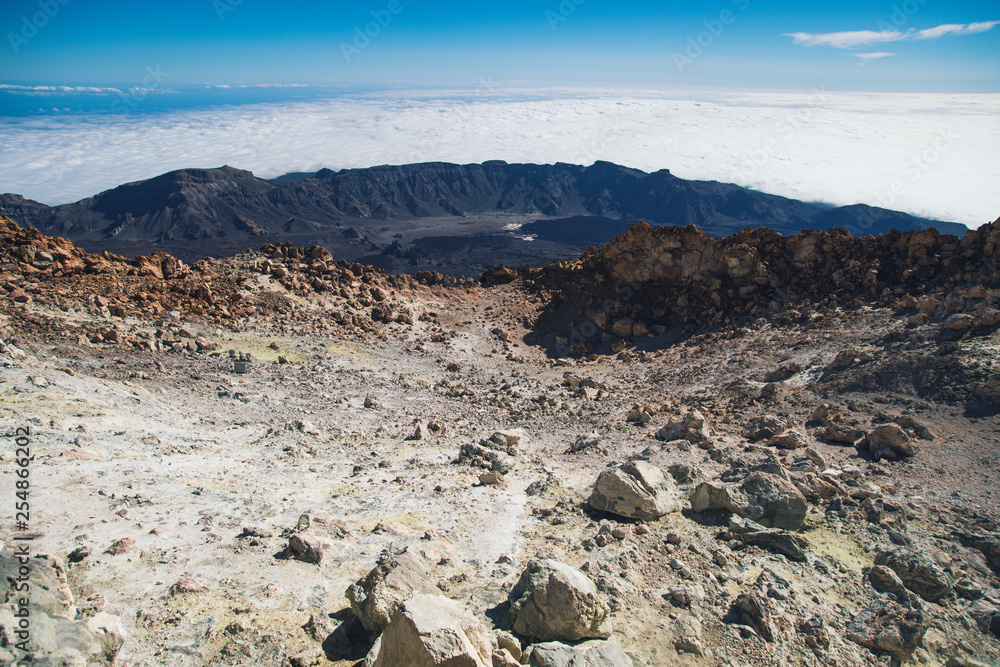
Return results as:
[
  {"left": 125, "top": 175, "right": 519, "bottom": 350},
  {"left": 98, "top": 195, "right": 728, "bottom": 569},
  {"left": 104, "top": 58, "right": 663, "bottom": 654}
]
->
[{"left": 1, "top": 86, "right": 997, "bottom": 228}]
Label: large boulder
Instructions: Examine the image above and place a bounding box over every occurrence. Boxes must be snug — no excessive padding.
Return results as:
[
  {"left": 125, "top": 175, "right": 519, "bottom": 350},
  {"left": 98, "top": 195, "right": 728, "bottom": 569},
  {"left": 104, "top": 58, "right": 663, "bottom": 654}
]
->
[
  {"left": 689, "top": 472, "right": 808, "bottom": 530},
  {"left": 874, "top": 548, "right": 953, "bottom": 602},
  {"left": 525, "top": 636, "right": 633, "bottom": 667},
  {"left": 372, "top": 594, "right": 493, "bottom": 667},
  {"left": 509, "top": 559, "right": 611, "bottom": 642},
  {"left": 347, "top": 548, "right": 440, "bottom": 633},
  {"left": 589, "top": 460, "right": 683, "bottom": 521}
]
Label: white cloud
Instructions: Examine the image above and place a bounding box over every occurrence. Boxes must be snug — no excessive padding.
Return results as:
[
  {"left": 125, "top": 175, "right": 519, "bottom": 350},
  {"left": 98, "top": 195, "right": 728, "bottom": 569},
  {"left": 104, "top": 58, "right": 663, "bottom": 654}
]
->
[
  {"left": 0, "top": 84, "right": 124, "bottom": 94},
  {"left": 204, "top": 83, "right": 310, "bottom": 89},
  {"left": 0, "top": 87, "right": 997, "bottom": 228},
  {"left": 786, "top": 20, "right": 1000, "bottom": 48},
  {"left": 785, "top": 30, "right": 905, "bottom": 49},
  {"left": 915, "top": 20, "right": 1000, "bottom": 39},
  {"left": 855, "top": 52, "right": 899, "bottom": 65}
]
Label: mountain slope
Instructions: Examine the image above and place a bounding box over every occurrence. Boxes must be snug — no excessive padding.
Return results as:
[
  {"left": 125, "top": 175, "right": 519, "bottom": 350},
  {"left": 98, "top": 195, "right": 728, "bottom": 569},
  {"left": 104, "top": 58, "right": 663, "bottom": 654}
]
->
[{"left": 0, "top": 161, "right": 967, "bottom": 272}]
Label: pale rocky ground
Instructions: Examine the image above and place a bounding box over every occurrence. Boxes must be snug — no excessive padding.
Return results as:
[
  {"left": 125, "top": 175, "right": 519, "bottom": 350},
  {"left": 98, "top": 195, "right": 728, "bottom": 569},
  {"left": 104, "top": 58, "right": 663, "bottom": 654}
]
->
[
  {"left": 3, "top": 283, "right": 1000, "bottom": 667},
  {"left": 2, "top": 217, "right": 1000, "bottom": 666}
]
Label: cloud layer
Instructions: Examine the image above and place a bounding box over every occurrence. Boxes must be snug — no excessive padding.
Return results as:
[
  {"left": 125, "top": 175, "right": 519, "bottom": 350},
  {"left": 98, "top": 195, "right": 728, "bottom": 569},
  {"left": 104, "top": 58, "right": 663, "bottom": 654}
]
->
[{"left": 0, "top": 88, "right": 996, "bottom": 228}]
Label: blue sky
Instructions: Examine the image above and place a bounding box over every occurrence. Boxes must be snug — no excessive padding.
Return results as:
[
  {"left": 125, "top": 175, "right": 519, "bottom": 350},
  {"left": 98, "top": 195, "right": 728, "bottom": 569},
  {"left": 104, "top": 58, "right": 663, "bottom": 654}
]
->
[{"left": 1, "top": 0, "right": 998, "bottom": 91}]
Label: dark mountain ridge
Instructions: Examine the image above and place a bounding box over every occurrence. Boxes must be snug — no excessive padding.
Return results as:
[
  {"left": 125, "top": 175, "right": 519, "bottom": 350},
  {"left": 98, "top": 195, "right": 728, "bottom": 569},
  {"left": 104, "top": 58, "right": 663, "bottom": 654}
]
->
[{"left": 0, "top": 160, "right": 968, "bottom": 275}]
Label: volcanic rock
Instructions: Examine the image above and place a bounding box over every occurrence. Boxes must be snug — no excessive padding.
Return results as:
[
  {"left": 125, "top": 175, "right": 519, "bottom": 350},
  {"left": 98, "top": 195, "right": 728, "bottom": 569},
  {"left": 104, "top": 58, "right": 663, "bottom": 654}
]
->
[
  {"left": 589, "top": 460, "right": 684, "bottom": 521},
  {"left": 508, "top": 559, "right": 612, "bottom": 642}
]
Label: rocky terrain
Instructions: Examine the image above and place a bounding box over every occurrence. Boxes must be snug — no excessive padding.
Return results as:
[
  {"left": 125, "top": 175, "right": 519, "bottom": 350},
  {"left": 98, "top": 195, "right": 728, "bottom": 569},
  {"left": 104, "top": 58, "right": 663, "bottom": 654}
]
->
[
  {"left": 2, "top": 213, "right": 1000, "bottom": 667},
  {"left": 0, "top": 161, "right": 967, "bottom": 275}
]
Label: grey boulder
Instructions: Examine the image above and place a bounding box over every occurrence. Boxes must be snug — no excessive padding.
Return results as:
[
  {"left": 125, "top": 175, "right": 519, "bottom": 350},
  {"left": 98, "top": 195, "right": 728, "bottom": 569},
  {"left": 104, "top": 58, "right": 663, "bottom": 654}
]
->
[
  {"left": 589, "top": 460, "right": 683, "bottom": 521},
  {"left": 526, "top": 636, "right": 633, "bottom": 667},
  {"left": 689, "top": 472, "right": 808, "bottom": 530}
]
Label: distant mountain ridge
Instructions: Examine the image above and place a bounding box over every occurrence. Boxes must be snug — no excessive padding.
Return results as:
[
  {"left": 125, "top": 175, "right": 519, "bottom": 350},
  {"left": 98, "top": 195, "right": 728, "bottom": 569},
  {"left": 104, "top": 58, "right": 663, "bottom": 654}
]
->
[{"left": 0, "top": 161, "right": 968, "bottom": 274}]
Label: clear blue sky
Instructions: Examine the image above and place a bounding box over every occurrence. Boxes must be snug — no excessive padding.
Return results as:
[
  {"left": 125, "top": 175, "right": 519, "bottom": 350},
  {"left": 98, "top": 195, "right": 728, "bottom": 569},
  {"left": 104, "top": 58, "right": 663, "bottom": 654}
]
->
[{"left": 1, "top": 0, "right": 998, "bottom": 91}]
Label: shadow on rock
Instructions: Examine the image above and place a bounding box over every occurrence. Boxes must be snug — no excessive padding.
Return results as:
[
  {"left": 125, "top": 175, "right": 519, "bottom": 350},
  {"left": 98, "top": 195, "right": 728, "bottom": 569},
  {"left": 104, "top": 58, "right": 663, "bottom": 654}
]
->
[{"left": 322, "top": 611, "right": 375, "bottom": 663}]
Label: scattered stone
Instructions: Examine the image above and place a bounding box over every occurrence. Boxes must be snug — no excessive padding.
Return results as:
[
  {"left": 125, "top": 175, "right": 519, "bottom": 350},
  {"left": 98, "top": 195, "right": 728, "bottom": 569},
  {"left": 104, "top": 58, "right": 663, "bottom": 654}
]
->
[
  {"left": 508, "top": 559, "right": 611, "bottom": 642},
  {"left": 170, "top": 577, "right": 208, "bottom": 595},
  {"left": 744, "top": 415, "right": 788, "bottom": 441},
  {"left": 494, "top": 630, "right": 522, "bottom": 662},
  {"left": 863, "top": 424, "right": 918, "bottom": 461},
  {"left": 569, "top": 432, "right": 602, "bottom": 453},
  {"left": 288, "top": 531, "right": 332, "bottom": 565},
  {"left": 657, "top": 410, "right": 711, "bottom": 443},
  {"left": 479, "top": 471, "right": 504, "bottom": 486},
  {"left": 671, "top": 615, "right": 704, "bottom": 656},
  {"left": 726, "top": 593, "right": 775, "bottom": 642},
  {"left": 0, "top": 554, "right": 124, "bottom": 666},
  {"left": 105, "top": 537, "right": 137, "bottom": 555},
  {"left": 766, "top": 430, "right": 805, "bottom": 450},
  {"left": 588, "top": 460, "right": 683, "bottom": 521}
]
